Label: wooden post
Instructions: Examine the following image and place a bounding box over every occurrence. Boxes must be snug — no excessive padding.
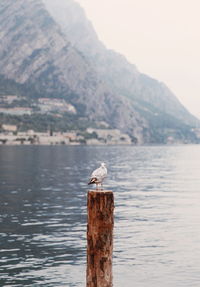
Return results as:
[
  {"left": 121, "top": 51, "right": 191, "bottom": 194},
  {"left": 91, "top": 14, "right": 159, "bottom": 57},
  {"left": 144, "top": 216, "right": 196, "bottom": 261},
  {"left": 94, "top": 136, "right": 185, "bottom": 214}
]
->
[{"left": 87, "top": 190, "right": 114, "bottom": 287}]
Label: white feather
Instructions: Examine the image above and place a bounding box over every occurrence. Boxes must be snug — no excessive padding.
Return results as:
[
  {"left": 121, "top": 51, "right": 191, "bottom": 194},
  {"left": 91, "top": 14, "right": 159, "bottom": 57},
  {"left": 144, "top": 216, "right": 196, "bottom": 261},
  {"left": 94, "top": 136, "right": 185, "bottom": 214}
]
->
[{"left": 89, "top": 163, "right": 107, "bottom": 184}]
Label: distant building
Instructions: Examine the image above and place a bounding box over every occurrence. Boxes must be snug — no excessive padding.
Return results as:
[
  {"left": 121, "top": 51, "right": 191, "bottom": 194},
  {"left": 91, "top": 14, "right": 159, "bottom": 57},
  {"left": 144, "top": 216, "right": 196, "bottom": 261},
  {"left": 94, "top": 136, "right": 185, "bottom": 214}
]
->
[
  {"left": 63, "top": 132, "right": 78, "bottom": 142},
  {"left": 0, "top": 95, "right": 26, "bottom": 104},
  {"left": 0, "top": 107, "right": 32, "bottom": 115},
  {"left": 0, "top": 95, "right": 18, "bottom": 104},
  {"left": 86, "top": 128, "right": 132, "bottom": 144},
  {"left": 37, "top": 135, "right": 70, "bottom": 145},
  {"left": 86, "top": 139, "right": 104, "bottom": 145},
  {"left": 2, "top": 124, "right": 17, "bottom": 132},
  {"left": 38, "top": 98, "right": 76, "bottom": 114}
]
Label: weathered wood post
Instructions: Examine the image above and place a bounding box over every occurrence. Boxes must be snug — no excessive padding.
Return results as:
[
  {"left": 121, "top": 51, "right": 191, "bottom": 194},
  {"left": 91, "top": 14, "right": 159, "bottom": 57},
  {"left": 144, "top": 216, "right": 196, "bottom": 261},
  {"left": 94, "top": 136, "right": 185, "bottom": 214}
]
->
[{"left": 87, "top": 190, "right": 114, "bottom": 287}]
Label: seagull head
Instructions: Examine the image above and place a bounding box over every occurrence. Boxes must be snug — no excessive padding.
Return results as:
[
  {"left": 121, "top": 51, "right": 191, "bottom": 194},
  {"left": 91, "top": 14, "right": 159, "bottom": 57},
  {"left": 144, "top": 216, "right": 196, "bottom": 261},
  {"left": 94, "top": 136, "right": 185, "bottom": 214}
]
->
[{"left": 101, "top": 162, "right": 106, "bottom": 168}]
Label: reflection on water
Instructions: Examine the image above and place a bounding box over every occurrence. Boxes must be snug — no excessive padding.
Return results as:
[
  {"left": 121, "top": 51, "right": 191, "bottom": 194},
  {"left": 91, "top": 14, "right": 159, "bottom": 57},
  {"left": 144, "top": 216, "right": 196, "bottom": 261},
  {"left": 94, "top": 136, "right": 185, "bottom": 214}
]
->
[{"left": 1, "top": 145, "right": 200, "bottom": 286}]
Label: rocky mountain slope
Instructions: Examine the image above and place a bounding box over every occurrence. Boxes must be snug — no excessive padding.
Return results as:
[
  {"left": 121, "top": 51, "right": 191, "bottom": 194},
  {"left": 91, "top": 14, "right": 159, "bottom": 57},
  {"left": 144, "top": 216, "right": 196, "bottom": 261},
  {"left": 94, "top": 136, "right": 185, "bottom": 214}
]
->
[
  {"left": 43, "top": 0, "right": 198, "bottom": 126},
  {"left": 0, "top": 0, "right": 147, "bottom": 142},
  {"left": 0, "top": 0, "right": 199, "bottom": 143}
]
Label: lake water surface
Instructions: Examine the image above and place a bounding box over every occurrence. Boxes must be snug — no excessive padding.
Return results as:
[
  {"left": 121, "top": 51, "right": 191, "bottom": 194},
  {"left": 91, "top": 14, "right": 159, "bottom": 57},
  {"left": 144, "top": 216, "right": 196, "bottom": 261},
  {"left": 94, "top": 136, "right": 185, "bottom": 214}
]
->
[{"left": 0, "top": 145, "right": 200, "bottom": 286}]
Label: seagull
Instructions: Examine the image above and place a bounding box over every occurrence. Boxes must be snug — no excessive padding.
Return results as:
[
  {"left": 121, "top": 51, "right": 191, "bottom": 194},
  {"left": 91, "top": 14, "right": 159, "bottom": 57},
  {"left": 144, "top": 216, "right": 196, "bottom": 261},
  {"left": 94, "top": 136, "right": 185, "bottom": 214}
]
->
[{"left": 88, "top": 163, "right": 107, "bottom": 189}]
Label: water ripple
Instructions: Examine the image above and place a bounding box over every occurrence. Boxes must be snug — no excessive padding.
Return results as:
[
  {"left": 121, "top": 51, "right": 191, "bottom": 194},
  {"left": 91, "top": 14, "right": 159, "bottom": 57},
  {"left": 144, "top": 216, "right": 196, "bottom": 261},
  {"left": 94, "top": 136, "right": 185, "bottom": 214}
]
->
[{"left": 1, "top": 145, "right": 200, "bottom": 286}]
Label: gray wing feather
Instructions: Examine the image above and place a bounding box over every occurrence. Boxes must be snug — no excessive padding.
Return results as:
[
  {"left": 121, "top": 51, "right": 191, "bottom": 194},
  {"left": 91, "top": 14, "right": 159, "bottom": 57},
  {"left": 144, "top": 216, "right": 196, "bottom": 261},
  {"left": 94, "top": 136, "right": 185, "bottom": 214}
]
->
[{"left": 91, "top": 166, "right": 107, "bottom": 182}]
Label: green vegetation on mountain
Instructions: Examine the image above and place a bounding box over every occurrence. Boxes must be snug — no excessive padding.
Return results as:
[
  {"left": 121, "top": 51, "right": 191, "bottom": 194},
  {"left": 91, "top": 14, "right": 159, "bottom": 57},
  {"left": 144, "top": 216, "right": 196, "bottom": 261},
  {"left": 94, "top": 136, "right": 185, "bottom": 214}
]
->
[{"left": 0, "top": 113, "right": 95, "bottom": 132}]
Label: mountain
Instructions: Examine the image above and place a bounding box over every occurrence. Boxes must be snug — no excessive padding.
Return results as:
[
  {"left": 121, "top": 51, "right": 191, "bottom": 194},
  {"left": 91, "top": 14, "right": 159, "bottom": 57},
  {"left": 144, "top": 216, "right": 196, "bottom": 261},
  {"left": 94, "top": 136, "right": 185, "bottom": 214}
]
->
[
  {"left": 0, "top": 0, "right": 147, "bottom": 142},
  {"left": 43, "top": 0, "right": 198, "bottom": 126},
  {"left": 0, "top": 0, "right": 199, "bottom": 144}
]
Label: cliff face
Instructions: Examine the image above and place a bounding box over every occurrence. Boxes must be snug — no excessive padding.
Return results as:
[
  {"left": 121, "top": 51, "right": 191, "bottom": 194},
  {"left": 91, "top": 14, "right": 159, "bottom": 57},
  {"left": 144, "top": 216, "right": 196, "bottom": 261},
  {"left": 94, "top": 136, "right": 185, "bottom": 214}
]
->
[
  {"left": 0, "top": 0, "right": 96, "bottom": 93},
  {"left": 43, "top": 0, "right": 198, "bottom": 127},
  {"left": 0, "top": 0, "right": 199, "bottom": 143}
]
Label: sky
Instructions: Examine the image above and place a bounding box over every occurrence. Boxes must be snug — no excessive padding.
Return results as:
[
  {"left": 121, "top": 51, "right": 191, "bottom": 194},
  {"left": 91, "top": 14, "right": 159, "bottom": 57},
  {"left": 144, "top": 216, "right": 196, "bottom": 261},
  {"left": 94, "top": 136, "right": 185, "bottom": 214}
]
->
[{"left": 73, "top": 0, "right": 200, "bottom": 119}]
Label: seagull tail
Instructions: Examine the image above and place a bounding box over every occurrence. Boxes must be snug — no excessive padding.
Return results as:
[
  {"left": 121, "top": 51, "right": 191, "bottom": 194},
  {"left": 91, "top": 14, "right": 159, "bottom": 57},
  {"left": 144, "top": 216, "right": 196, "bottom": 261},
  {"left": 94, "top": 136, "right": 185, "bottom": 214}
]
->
[{"left": 88, "top": 177, "right": 97, "bottom": 185}]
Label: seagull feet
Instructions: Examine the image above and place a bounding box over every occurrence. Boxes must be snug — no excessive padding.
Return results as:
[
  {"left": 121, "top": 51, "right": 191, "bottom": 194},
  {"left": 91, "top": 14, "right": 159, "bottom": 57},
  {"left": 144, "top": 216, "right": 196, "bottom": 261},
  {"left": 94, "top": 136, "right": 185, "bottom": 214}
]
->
[{"left": 95, "top": 184, "right": 104, "bottom": 191}]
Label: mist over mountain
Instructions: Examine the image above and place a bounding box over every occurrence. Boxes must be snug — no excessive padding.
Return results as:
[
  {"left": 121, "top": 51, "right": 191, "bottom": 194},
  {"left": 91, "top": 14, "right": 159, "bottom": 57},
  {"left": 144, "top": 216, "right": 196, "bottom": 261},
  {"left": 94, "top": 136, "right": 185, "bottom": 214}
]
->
[{"left": 0, "top": 0, "right": 199, "bottom": 143}]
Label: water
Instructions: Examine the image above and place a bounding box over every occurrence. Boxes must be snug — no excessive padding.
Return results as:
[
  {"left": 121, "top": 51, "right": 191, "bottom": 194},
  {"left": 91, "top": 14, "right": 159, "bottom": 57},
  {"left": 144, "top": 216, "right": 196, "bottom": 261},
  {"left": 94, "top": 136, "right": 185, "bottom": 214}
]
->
[{"left": 0, "top": 145, "right": 200, "bottom": 287}]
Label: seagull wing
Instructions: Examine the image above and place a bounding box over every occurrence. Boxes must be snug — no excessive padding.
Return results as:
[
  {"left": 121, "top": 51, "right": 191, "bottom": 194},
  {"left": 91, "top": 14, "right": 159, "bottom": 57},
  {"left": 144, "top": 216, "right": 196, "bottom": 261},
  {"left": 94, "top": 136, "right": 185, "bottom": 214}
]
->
[
  {"left": 91, "top": 166, "right": 107, "bottom": 181},
  {"left": 88, "top": 165, "right": 107, "bottom": 185},
  {"left": 91, "top": 167, "right": 101, "bottom": 178}
]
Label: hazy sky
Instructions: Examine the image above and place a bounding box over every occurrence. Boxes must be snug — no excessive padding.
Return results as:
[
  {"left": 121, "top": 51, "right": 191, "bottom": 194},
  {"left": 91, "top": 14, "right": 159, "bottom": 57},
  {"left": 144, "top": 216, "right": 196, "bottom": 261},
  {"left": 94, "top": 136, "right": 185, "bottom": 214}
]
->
[{"left": 74, "top": 0, "right": 200, "bottom": 119}]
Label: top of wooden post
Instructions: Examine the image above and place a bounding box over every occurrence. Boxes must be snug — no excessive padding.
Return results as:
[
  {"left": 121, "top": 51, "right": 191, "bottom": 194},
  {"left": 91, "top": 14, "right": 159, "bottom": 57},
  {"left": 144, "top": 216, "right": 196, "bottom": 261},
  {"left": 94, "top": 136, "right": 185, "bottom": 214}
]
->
[
  {"left": 88, "top": 190, "right": 114, "bottom": 203},
  {"left": 88, "top": 190, "right": 113, "bottom": 194}
]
